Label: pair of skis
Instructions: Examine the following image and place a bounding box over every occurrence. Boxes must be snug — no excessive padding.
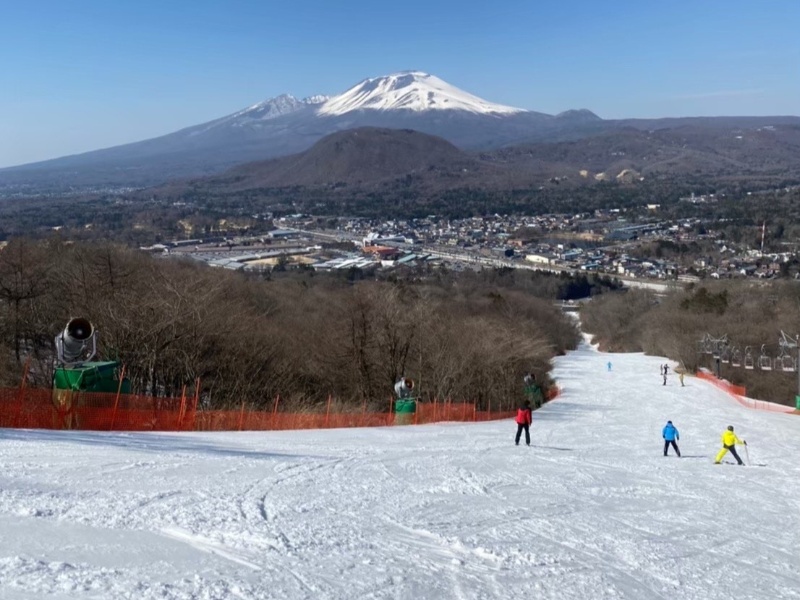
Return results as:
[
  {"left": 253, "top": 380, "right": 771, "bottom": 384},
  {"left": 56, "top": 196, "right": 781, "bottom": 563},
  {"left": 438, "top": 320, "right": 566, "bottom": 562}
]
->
[{"left": 721, "top": 444, "right": 768, "bottom": 467}]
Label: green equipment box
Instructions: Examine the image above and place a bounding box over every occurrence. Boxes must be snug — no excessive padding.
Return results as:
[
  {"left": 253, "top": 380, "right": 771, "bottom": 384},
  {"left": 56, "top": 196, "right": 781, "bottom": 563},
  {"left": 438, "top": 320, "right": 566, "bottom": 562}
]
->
[{"left": 53, "top": 361, "right": 130, "bottom": 393}]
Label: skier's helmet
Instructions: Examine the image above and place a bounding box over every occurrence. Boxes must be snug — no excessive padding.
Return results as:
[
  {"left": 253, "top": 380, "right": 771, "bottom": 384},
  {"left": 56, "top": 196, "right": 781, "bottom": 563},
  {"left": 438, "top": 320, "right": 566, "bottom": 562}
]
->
[{"left": 727, "top": 425, "right": 734, "bottom": 431}]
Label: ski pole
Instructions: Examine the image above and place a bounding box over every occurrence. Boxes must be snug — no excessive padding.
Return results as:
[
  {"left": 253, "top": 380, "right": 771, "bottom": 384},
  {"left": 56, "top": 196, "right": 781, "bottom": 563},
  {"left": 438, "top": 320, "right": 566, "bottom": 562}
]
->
[{"left": 744, "top": 442, "right": 750, "bottom": 466}]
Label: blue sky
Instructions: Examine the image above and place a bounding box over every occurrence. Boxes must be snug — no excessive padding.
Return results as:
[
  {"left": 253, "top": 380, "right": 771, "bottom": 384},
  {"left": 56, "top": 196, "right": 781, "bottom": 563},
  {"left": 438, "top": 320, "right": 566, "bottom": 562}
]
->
[{"left": 1, "top": 0, "right": 799, "bottom": 167}]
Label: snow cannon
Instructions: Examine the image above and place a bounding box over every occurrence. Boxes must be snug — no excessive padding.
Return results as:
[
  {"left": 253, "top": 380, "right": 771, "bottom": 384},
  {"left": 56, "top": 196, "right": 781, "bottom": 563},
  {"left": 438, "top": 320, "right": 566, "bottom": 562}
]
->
[
  {"left": 393, "top": 377, "right": 416, "bottom": 425},
  {"left": 52, "top": 317, "right": 131, "bottom": 429},
  {"left": 55, "top": 317, "right": 96, "bottom": 366},
  {"left": 523, "top": 372, "right": 544, "bottom": 408},
  {"left": 52, "top": 318, "right": 130, "bottom": 395},
  {"left": 394, "top": 377, "right": 414, "bottom": 400}
]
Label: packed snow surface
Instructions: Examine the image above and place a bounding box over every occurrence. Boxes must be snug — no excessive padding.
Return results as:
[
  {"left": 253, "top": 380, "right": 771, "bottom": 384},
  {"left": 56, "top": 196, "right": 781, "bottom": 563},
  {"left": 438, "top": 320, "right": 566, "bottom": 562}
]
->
[
  {"left": 317, "top": 71, "right": 524, "bottom": 116},
  {"left": 1, "top": 337, "right": 799, "bottom": 599}
]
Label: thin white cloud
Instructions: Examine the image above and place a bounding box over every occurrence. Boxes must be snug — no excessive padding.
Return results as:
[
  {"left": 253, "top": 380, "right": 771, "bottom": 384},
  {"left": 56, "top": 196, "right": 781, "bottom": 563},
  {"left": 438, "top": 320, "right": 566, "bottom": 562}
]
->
[{"left": 673, "top": 89, "right": 765, "bottom": 100}]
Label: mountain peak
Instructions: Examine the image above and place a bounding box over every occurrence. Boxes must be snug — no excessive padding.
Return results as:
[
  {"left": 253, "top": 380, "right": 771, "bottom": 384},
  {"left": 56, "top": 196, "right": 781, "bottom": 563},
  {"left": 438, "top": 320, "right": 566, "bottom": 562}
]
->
[
  {"left": 555, "top": 108, "right": 602, "bottom": 122},
  {"left": 230, "top": 93, "right": 330, "bottom": 124},
  {"left": 317, "top": 71, "right": 525, "bottom": 117}
]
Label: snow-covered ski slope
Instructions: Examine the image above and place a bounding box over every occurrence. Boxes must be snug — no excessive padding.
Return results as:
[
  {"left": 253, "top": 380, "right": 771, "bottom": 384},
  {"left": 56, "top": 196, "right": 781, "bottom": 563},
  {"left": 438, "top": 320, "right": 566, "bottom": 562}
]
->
[{"left": 1, "top": 337, "right": 799, "bottom": 600}]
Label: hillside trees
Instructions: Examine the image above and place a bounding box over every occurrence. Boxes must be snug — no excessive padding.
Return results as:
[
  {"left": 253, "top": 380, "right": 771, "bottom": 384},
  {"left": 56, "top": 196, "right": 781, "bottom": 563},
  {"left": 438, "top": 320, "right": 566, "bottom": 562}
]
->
[
  {"left": 0, "top": 239, "right": 580, "bottom": 410},
  {"left": 0, "top": 240, "right": 53, "bottom": 377},
  {"left": 581, "top": 283, "right": 800, "bottom": 405}
]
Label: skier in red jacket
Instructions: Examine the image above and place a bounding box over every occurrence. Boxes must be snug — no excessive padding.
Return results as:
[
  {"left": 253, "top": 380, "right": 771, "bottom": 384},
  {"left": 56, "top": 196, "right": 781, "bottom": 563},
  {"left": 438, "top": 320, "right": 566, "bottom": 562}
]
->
[{"left": 515, "top": 399, "right": 532, "bottom": 446}]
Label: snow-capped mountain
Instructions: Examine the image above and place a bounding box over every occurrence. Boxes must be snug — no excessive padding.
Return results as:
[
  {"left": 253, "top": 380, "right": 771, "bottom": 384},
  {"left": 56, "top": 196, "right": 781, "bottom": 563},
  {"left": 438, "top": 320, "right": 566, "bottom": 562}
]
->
[
  {"left": 215, "top": 71, "right": 523, "bottom": 131},
  {"left": 317, "top": 71, "right": 523, "bottom": 116},
  {"left": 0, "top": 71, "right": 606, "bottom": 188}
]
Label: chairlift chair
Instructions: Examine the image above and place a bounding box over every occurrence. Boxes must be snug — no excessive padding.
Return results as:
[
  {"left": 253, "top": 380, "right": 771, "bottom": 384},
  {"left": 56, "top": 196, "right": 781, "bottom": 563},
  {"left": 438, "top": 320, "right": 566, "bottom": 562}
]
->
[
  {"left": 780, "top": 354, "right": 797, "bottom": 372},
  {"left": 730, "top": 347, "right": 742, "bottom": 368},
  {"left": 744, "top": 346, "right": 754, "bottom": 370},
  {"left": 758, "top": 345, "right": 773, "bottom": 371},
  {"left": 776, "top": 343, "right": 797, "bottom": 372},
  {"left": 720, "top": 345, "right": 731, "bottom": 364}
]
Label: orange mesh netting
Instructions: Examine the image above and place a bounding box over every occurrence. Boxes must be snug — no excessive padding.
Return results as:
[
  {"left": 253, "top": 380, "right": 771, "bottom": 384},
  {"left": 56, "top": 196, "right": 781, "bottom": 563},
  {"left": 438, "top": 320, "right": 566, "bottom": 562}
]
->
[
  {"left": 695, "top": 370, "right": 795, "bottom": 413},
  {"left": 0, "top": 387, "right": 562, "bottom": 432}
]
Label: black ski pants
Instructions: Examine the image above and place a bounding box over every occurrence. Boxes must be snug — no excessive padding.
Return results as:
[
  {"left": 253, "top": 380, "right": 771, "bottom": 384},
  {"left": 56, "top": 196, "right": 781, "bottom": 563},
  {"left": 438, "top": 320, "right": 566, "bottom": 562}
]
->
[
  {"left": 727, "top": 445, "right": 744, "bottom": 465},
  {"left": 515, "top": 423, "right": 530, "bottom": 445},
  {"left": 663, "top": 439, "right": 681, "bottom": 456}
]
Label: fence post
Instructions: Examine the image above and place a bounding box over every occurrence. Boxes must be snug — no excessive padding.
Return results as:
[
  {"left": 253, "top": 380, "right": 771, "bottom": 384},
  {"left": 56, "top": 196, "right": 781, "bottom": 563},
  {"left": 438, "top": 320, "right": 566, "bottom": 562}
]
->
[
  {"left": 272, "top": 394, "right": 280, "bottom": 430},
  {"left": 388, "top": 395, "right": 394, "bottom": 426},
  {"left": 109, "top": 364, "right": 127, "bottom": 431},
  {"left": 15, "top": 356, "right": 32, "bottom": 428},
  {"left": 238, "top": 400, "right": 246, "bottom": 431},
  {"left": 178, "top": 384, "right": 187, "bottom": 429},
  {"left": 488, "top": 397, "right": 491, "bottom": 422},
  {"left": 433, "top": 397, "right": 437, "bottom": 422},
  {"left": 325, "top": 394, "right": 332, "bottom": 428},
  {"left": 192, "top": 378, "right": 200, "bottom": 430},
  {"left": 462, "top": 400, "right": 467, "bottom": 421}
]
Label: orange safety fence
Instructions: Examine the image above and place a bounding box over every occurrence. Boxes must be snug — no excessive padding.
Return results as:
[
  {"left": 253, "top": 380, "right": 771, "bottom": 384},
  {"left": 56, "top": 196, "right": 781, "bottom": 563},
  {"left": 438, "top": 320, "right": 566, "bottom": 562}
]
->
[
  {"left": 0, "top": 386, "right": 562, "bottom": 433},
  {"left": 546, "top": 387, "right": 562, "bottom": 402},
  {"left": 696, "top": 370, "right": 746, "bottom": 397},
  {"left": 695, "top": 369, "right": 796, "bottom": 414},
  {"left": 0, "top": 387, "right": 193, "bottom": 431}
]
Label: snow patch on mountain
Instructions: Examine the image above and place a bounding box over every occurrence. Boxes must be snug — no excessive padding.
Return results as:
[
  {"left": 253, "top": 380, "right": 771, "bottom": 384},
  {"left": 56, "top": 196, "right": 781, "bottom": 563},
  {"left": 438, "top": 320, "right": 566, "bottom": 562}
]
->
[
  {"left": 302, "top": 95, "right": 330, "bottom": 105},
  {"left": 187, "top": 93, "right": 326, "bottom": 137},
  {"left": 230, "top": 94, "right": 314, "bottom": 124},
  {"left": 317, "top": 71, "right": 525, "bottom": 116}
]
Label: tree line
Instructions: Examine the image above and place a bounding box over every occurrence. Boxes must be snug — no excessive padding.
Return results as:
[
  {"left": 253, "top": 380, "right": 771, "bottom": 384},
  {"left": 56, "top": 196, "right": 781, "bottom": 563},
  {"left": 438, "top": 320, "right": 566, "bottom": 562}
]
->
[
  {"left": 0, "top": 239, "right": 581, "bottom": 412},
  {"left": 581, "top": 282, "right": 800, "bottom": 405}
]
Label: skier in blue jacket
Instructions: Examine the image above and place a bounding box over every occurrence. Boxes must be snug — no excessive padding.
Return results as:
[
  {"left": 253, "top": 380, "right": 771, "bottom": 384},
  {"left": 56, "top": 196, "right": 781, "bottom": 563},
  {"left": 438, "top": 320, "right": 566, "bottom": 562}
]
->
[{"left": 662, "top": 420, "right": 681, "bottom": 457}]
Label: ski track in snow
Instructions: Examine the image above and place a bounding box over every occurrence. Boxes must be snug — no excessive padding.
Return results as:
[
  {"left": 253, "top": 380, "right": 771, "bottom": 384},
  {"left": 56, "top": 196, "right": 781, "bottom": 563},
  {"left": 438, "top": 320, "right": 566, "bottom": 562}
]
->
[{"left": 1, "top": 337, "right": 800, "bottom": 599}]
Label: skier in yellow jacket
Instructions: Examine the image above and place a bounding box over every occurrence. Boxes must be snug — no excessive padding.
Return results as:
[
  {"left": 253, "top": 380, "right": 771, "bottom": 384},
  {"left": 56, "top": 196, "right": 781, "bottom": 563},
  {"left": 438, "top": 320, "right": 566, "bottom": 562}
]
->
[{"left": 714, "top": 425, "right": 746, "bottom": 465}]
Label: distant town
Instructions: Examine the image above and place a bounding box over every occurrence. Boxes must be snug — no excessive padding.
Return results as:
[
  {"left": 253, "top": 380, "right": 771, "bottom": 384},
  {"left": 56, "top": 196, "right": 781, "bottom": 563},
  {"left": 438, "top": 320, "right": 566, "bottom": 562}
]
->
[{"left": 141, "top": 204, "right": 799, "bottom": 286}]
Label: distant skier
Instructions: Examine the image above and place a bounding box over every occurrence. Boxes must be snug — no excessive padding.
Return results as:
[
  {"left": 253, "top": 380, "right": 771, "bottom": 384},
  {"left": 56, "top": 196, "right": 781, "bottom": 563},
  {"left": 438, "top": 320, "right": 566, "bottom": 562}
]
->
[
  {"left": 662, "top": 420, "right": 681, "bottom": 457},
  {"left": 714, "top": 425, "right": 747, "bottom": 465},
  {"left": 662, "top": 366, "right": 667, "bottom": 386},
  {"left": 679, "top": 372, "right": 685, "bottom": 387},
  {"left": 515, "top": 399, "right": 532, "bottom": 446},
  {"left": 607, "top": 361, "right": 612, "bottom": 372}
]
